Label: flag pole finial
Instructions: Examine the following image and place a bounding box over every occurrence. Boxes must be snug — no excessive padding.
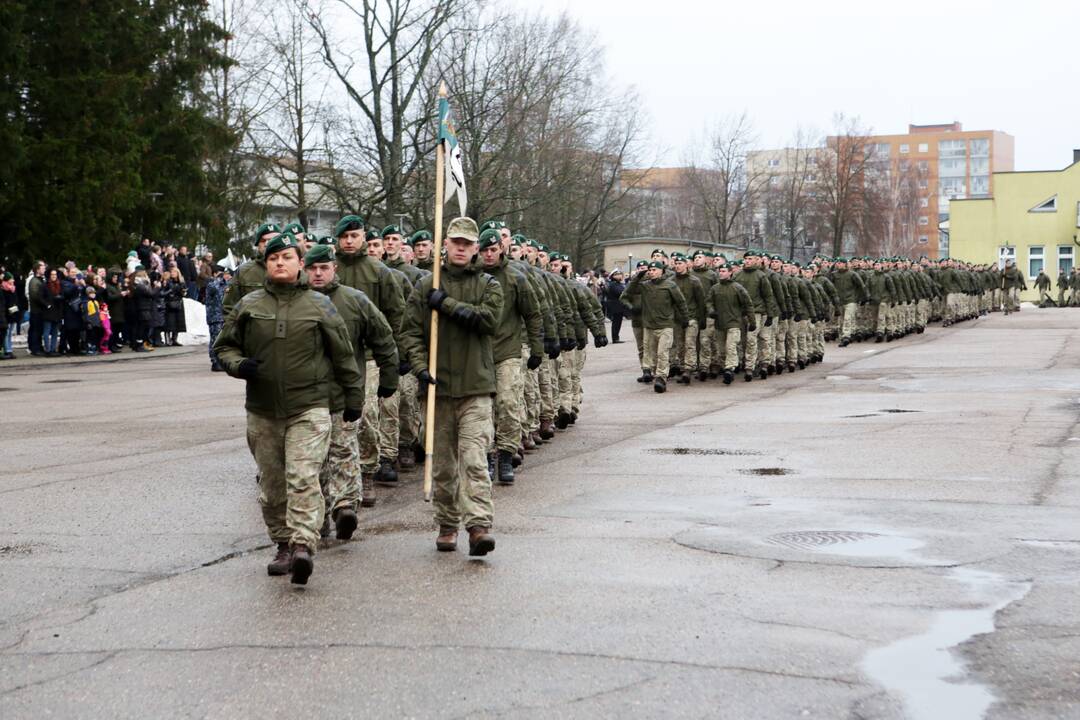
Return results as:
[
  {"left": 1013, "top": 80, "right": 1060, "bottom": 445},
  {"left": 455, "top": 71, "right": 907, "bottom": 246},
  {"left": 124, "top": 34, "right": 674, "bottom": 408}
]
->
[{"left": 438, "top": 81, "right": 448, "bottom": 98}]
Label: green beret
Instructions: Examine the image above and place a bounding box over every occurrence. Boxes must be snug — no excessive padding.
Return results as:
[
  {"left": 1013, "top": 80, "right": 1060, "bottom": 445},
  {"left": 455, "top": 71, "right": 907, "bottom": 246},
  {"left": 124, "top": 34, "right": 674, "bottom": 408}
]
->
[
  {"left": 479, "top": 219, "right": 506, "bottom": 232},
  {"left": 304, "top": 244, "right": 335, "bottom": 266},
  {"left": 716, "top": 253, "right": 727, "bottom": 261},
  {"left": 263, "top": 232, "right": 302, "bottom": 260},
  {"left": 367, "top": 227, "right": 383, "bottom": 240},
  {"left": 283, "top": 222, "right": 306, "bottom": 236},
  {"left": 647, "top": 260, "right": 665, "bottom": 270},
  {"left": 381, "top": 224, "right": 402, "bottom": 237},
  {"left": 254, "top": 223, "right": 282, "bottom": 244},
  {"left": 478, "top": 228, "right": 501, "bottom": 250},
  {"left": 511, "top": 234, "right": 527, "bottom": 246},
  {"left": 536, "top": 243, "right": 550, "bottom": 253},
  {"left": 650, "top": 248, "right": 668, "bottom": 257},
  {"left": 408, "top": 230, "right": 432, "bottom": 245},
  {"left": 316, "top": 235, "right": 335, "bottom": 246},
  {"left": 635, "top": 260, "right": 648, "bottom": 269},
  {"left": 690, "top": 249, "right": 705, "bottom": 259},
  {"left": 334, "top": 215, "right": 365, "bottom": 238}
]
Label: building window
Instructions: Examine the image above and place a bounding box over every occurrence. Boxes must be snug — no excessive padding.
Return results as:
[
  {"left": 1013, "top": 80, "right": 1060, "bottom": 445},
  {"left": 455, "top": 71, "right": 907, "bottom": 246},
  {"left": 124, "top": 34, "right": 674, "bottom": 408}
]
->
[
  {"left": 918, "top": 143, "right": 928, "bottom": 153},
  {"left": 918, "top": 235, "right": 929, "bottom": 244},
  {"left": 918, "top": 178, "right": 929, "bottom": 189},
  {"left": 939, "top": 157, "right": 966, "bottom": 177},
  {"left": 869, "top": 143, "right": 891, "bottom": 159},
  {"left": 917, "top": 160, "right": 929, "bottom": 172},
  {"left": 1029, "top": 246, "right": 1044, "bottom": 279},
  {"left": 970, "top": 176, "right": 990, "bottom": 196},
  {"left": 939, "top": 139, "right": 966, "bottom": 158},
  {"left": 918, "top": 216, "right": 929, "bottom": 226},
  {"left": 768, "top": 158, "right": 780, "bottom": 168},
  {"left": 1057, "top": 245, "right": 1074, "bottom": 275},
  {"left": 899, "top": 143, "right": 910, "bottom": 154},
  {"left": 970, "top": 138, "right": 990, "bottom": 157},
  {"left": 806, "top": 174, "right": 817, "bottom": 182},
  {"left": 1029, "top": 195, "right": 1057, "bottom": 213},
  {"left": 920, "top": 198, "right": 929, "bottom": 208}
]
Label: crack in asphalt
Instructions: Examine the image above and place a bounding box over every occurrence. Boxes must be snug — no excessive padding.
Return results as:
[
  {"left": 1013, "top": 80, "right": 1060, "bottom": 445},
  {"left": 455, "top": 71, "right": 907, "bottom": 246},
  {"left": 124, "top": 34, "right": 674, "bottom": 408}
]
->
[{"left": 448, "top": 675, "right": 658, "bottom": 719}]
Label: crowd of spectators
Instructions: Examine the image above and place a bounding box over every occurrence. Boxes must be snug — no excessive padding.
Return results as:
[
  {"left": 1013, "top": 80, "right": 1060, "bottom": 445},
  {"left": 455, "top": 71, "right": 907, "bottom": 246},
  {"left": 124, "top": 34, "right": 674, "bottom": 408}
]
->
[{"left": 1, "top": 238, "right": 225, "bottom": 360}]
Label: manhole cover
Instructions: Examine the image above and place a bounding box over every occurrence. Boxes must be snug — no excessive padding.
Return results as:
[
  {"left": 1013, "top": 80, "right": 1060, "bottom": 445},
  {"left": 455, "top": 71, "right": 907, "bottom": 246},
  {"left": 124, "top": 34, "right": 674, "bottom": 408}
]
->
[
  {"left": 40, "top": 379, "right": 81, "bottom": 384},
  {"left": 650, "top": 448, "right": 762, "bottom": 457},
  {"left": 765, "top": 530, "right": 881, "bottom": 551},
  {"left": 738, "top": 467, "right": 793, "bottom": 476}
]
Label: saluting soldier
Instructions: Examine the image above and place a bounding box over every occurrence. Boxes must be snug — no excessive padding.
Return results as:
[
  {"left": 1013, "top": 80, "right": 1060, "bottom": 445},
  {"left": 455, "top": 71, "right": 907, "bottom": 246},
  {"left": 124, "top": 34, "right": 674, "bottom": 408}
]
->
[
  {"left": 399, "top": 217, "right": 504, "bottom": 556},
  {"left": 622, "top": 259, "right": 688, "bottom": 393},
  {"left": 303, "top": 244, "right": 398, "bottom": 539},
  {"left": 214, "top": 233, "right": 365, "bottom": 585}
]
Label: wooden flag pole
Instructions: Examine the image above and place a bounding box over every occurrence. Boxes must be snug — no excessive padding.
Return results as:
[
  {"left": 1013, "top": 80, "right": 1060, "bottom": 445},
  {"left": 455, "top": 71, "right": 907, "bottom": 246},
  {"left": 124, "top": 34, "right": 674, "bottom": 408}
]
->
[{"left": 422, "top": 81, "right": 448, "bottom": 502}]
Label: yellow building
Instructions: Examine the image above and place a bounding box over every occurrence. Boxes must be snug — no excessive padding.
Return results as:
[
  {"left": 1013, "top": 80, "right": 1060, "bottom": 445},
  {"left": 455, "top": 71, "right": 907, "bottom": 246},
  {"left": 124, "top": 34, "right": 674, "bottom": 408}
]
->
[{"left": 949, "top": 152, "right": 1080, "bottom": 302}]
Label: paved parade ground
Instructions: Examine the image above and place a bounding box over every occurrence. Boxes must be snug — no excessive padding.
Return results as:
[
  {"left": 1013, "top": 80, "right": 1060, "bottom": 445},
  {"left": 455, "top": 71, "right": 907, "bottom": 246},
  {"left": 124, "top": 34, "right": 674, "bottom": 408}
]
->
[{"left": 1, "top": 307, "right": 1078, "bottom": 719}]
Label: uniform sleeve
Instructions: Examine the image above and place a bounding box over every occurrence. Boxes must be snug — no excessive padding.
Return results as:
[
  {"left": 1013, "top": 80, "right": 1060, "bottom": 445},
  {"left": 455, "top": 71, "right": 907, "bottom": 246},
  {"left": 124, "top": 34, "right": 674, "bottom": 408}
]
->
[
  {"left": 377, "top": 268, "right": 406, "bottom": 335},
  {"left": 213, "top": 302, "right": 247, "bottom": 375},
  {"left": 517, "top": 273, "right": 545, "bottom": 357},
  {"left": 399, "top": 283, "right": 429, "bottom": 375},
  {"left": 362, "top": 300, "right": 400, "bottom": 390},
  {"left": 671, "top": 284, "right": 689, "bottom": 326},
  {"left": 761, "top": 274, "right": 779, "bottom": 318},
  {"left": 320, "top": 305, "right": 366, "bottom": 411},
  {"left": 737, "top": 285, "right": 754, "bottom": 321},
  {"left": 222, "top": 275, "right": 242, "bottom": 319},
  {"left": 439, "top": 276, "right": 504, "bottom": 336}
]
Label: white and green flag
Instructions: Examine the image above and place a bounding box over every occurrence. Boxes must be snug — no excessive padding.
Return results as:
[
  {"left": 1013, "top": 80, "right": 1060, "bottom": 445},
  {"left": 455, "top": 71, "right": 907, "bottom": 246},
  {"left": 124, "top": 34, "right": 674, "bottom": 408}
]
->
[{"left": 438, "top": 96, "right": 467, "bottom": 216}]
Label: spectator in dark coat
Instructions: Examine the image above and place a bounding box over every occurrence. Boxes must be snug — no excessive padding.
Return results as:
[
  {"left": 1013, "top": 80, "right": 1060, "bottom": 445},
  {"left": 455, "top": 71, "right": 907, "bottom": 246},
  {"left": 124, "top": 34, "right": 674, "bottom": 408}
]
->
[
  {"left": 176, "top": 246, "right": 198, "bottom": 301},
  {"left": 105, "top": 271, "right": 127, "bottom": 352},
  {"left": 163, "top": 267, "right": 187, "bottom": 345},
  {"left": 42, "top": 268, "right": 64, "bottom": 355},
  {"left": 1, "top": 271, "right": 16, "bottom": 359},
  {"left": 132, "top": 269, "right": 157, "bottom": 352},
  {"left": 604, "top": 269, "right": 630, "bottom": 343},
  {"left": 61, "top": 270, "right": 86, "bottom": 355}
]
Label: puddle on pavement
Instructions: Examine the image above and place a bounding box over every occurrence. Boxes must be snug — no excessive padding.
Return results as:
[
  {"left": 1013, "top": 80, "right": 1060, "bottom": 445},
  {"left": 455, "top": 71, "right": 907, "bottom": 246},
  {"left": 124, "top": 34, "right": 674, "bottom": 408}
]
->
[
  {"left": 738, "top": 467, "right": 793, "bottom": 476},
  {"left": 863, "top": 567, "right": 1031, "bottom": 720},
  {"left": 649, "top": 448, "right": 763, "bottom": 456}
]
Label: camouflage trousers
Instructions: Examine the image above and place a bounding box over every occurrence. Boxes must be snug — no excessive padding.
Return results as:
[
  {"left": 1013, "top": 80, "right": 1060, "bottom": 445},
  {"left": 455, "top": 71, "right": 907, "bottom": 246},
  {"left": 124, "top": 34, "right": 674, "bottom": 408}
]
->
[
  {"left": 320, "top": 411, "right": 361, "bottom": 512},
  {"left": 247, "top": 407, "right": 331, "bottom": 550},
  {"left": 672, "top": 319, "right": 699, "bottom": 373},
  {"left": 556, "top": 349, "right": 574, "bottom": 413},
  {"left": 492, "top": 357, "right": 524, "bottom": 453},
  {"left": 743, "top": 314, "right": 766, "bottom": 369},
  {"left": 632, "top": 322, "right": 644, "bottom": 363},
  {"left": 700, "top": 318, "right": 716, "bottom": 371},
  {"left": 539, "top": 355, "right": 556, "bottom": 422},
  {"left": 810, "top": 321, "right": 825, "bottom": 357},
  {"left": 790, "top": 319, "right": 809, "bottom": 362},
  {"left": 839, "top": 303, "right": 857, "bottom": 340},
  {"left": 433, "top": 395, "right": 494, "bottom": 530},
  {"left": 719, "top": 327, "right": 741, "bottom": 371},
  {"left": 758, "top": 318, "right": 775, "bottom": 366},
  {"left": 571, "top": 345, "right": 585, "bottom": 412},
  {"left": 870, "top": 303, "right": 887, "bottom": 336},
  {"left": 398, "top": 373, "right": 420, "bottom": 450},
  {"left": 642, "top": 327, "right": 673, "bottom": 379},
  {"left": 773, "top": 318, "right": 790, "bottom": 363},
  {"left": 918, "top": 299, "right": 930, "bottom": 327},
  {"left": 360, "top": 359, "right": 380, "bottom": 473},
  {"left": 522, "top": 344, "right": 541, "bottom": 433},
  {"left": 378, "top": 392, "right": 400, "bottom": 461},
  {"left": 946, "top": 292, "right": 962, "bottom": 320}
]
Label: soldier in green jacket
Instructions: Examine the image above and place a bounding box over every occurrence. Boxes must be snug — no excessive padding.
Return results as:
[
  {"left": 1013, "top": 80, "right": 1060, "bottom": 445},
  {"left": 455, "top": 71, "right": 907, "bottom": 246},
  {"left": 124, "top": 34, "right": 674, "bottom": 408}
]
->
[
  {"left": 866, "top": 260, "right": 895, "bottom": 342},
  {"left": 1057, "top": 268, "right": 1070, "bottom": 306},
  {"left": 558, "top": 256, "right": 606, "bottom": 421},
  {"left": 1035, "top": 269, "right": 1052, "bottom": 307},
  {"left": 222, "top": 223, "right": 281, "bottom": 318},
  {"left": 478, "top": 229, "right": 543, "bottom": 484},
  {"left": 766, "top": 255, "right": 792, "bottom": 375},
  {"left": 410, "top": 230, "right": 436, "bottom": 273},
  {"left": 1000, "top": 259, "right": 1022, "bottom": 315},
  {"left": 734, "top": 251, "right": 779, "bottom": 379},
  {"left": 399, "top": 217, "right": 504, "bottom": 556},
  {"left": 829, "top": 257, "right": 868, "bottom": 346},
  {"left": 304, "top": 243, "right": 398, "bottom": 536},
  {"left": 708, "top": 263, "right": 755, "bottom": 384},
  {"left": 622, "top": 260, "right": 649, "bottom": 374},
  {"left": 622, "top": 260, "right": 688, "bottom": 393},
  {"left": 690, "top": 250, "right": 720, "bottom": 377},
  {"left": 214, "top": 233, "right": 365, "bottom": 585},
  {"left": 670, "top": 253, "right": 707, "bottom": 384},
  {"left": 332, "top": 215, "right": 406, "bottom": 504}
]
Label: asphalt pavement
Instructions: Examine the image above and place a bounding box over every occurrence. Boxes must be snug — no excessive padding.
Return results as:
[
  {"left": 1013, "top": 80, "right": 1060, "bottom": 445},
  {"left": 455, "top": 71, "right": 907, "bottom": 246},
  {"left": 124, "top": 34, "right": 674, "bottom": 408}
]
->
[{"left": 1, "top": 307, "right": 1078, "bottom": 719}]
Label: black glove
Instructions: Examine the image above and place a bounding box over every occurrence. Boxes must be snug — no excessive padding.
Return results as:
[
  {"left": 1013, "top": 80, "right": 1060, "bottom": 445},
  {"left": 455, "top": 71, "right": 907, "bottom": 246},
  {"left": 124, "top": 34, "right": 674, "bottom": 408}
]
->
[
  {"left": 427, "top": 288, "right": 448, "bottom": 311},
  {"left": 576, "top": 337, "right": 587, "bottom": 351},
  {"left": 544, "top": 337, "right": 560, "bottom": 359},
  {"left": 236, "top": 358, "right": 259, "bottom": 380},
  {"left": 560, "top": 337, "right": 574, "bottom": 351},
  {"left": 748, "top": 322, "right": 757, "bottom": 332},
  {"left": 764, "top": 316, "right": 773, "bottom": 327},
  {"left": 794, "top": 314, "right": 803, "bottom": 322},
  {"left": 527, "top": 354, "right": 542, "bottom": 370},
  {"left": 377, "top": 385, "right": 396, "bottom": 398},
  {"left": 681, "top": 320, "right": 689, "bottom": 329},
  {"left": 417, "top": 369, "right": 437, "bottom": 386},
  {"left": 398, "top": 360, "right": 411, "bottom": 376},
  {"left": 343, "top": 407, "right": 361, "bottom": 423},
  {"left": 597, "top": 336, "right": 608, "bottom": 347},
  {"left": 448, "top": 304, "right": 480, "bottom": 329}
]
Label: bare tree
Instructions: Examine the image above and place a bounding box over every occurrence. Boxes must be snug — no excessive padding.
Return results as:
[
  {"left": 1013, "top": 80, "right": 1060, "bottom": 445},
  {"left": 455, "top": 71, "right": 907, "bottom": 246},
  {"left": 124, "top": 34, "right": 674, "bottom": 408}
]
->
[
  {"left": 757, "top": 127, "right": 821, "bottom": 260},
  {"left": 683, "top": 113, "right": 763, "bottom": 248},
  {"left": 814, "top": 113, "right": 874, "bottom": 257},
  {"left": 863, "top": 154, "right": 929, "bottom": 257}
]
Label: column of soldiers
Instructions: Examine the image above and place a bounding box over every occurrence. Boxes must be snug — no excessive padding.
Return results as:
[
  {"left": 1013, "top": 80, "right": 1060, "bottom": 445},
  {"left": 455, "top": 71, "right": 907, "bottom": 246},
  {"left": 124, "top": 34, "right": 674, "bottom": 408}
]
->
[
  {"left": 214, "top": 215, "right": 608, "bottom": 585},
  {"left": 621, "top": 248, "right": 1022, "bottom": 392}
]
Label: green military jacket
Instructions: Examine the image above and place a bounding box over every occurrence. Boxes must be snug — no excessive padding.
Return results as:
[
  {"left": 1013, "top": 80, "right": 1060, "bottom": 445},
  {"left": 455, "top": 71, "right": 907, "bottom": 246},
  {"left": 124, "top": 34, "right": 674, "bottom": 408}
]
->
[
  {"left": 568, "top": 278, "right": 607, "bottom": 341},
  {"left": 386, "top": 256, "right": 426, "bottom": 289},
  {"left": 1057, "top": 273, "right": 1070, "bottom": 290},
  {"left": 214, "top": 279, "right": 364, "bottom": 419},
  {"left": 1035, "top": 271, "right": 1051, "bottom": 291},
  {"left": 673, "top": 271, "right": 708, "bottom": 325},
  {"left": 709, "top": 279, "right": 754, "bottom": 331},
  {"left": 813, "top": 275, "right": 840, "bottom": 318},
  {"left": 550, "top": 272, "right": 587, "bottom": 342},
  {"left": 400, "top": 262, "right": 504, "bottom": 399},
  {"left": 783, "top": 274, "right": 815, "bottom": 318},
  {"left": 415, "top": 257, "right": 435, "bottom": 273},
  {"left": 734, "top": 267, "right": 780, "bottom": 317},
  {"left": 1001, "top": 267, "right": 1021, "bottom": 290},
  {"left": 621, "top": 272, "right": 689, "bottom": 330},
  {"left": 483, "top": 256, "right": 544, "bottom": 363},
  {"left": 335, "top": 249, "right": 406, "bottom": 335},
  {"left": 222, "top": 259, "right": 266, "bottom": 318},
  {"left": 830, "top": 269, "right": 868, "bottom": 305},
  {"left": 316, "top": 281, "right": 399, "bottom": 412},
  {"left": 768, "top": 270, "right": 792, "bottom": 318},
  {"left": 512, "top": 259, "right": 556, "bottom": 343},
  {"left": 692, "top": 266, "right": 720, "bottom": 294},
  {"left": 866, "top": 271, "right": 895, "bottom": 305}
]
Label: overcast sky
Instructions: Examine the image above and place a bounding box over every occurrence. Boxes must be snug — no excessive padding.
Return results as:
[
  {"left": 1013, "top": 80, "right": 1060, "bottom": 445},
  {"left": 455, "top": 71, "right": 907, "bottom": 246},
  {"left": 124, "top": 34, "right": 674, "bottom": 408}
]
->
[{"left": 508, "top": 0, "right": 1077, "bottom": 171}]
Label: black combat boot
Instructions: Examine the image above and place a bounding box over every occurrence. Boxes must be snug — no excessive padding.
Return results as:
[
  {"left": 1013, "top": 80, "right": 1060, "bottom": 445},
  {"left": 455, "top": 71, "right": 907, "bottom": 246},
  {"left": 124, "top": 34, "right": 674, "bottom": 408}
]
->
[
  {"left": 333, "top": 507, "right": 358, "bottom": 540},
  {"left": 555, "top": 410, "right": 571, "bottom": 429},
  {"left": 775, "top": 362, "right": 784, "bottom": 375},
  {"left": 374, "top": 457, "right": 398, "bottom": 485},
  {"left": 697, "top": 370, "right": 708, "bottom": 382},
  {"left": 653, "top": 376, "right": 667, "bottom": 393},
  {"left": 795, "top": 360, "right": 804, "bottom": 371},
  {"left": 497, "top": 450, "right": 515, "bottom": 485},
  {"left": 723, "top": 370, "right": 734, "bottom": 385},
  {"left": 467, "top": 526, "right": 495, "bottom": 556},
  {"left": 875, "top": 333, "right": 885, "bottom": 343},
  {"left": 744, "top": 370, "right": 753, "bottom": 382},
  {"left": 290, "top": 545, "right": 313, "bottom": 585},
  {"left": 757, "top": 365, "right": 768, "bottom": 380},
  {"left": 839, "top": 338, "right": 850, "bottom": 347},
  {"left": 267, "top": 543, "right": 291, "bottom": 576},
  {"left": 568, "top": 410, "right": 577, "bottom": 425},
  {"left": 487, "top": 452, "right": 496, "bottom": 481},
  {"left": 677, "top": 373, "right": 690, "bottom": 385}
]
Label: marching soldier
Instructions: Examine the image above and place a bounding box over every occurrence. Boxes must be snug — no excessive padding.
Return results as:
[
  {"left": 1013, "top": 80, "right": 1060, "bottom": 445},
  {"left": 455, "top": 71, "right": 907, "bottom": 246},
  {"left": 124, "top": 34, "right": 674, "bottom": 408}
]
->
[
  {"left": 399, "top": 217, "right": 503, "bottom": 556},
  {"left": 690, "top": 250, "right": 720, "bottom": 378},
  {"left": 621, "top": 260, "right": 688, "bottom": 393},
  {"left": 1057, "top": 268, "right": 1069, "bottom": 307},
  {"left": 1035, "top": 268, "right": 1052, "bottom": 307},
  {"left": 222, "top": 223, "right": 281, "bottom": 317},
  {"left": 214, "top": 233, "right": 365, "bottom": 585},
  {"left": 1001, "top": 259, "right": 1021, "bottom": 315},
  {"left": 708, "top": 263, "right": 755, "bottom": 385},
  {"left": 829, "top": 257, "right": 868, "bottom": 346},
  {"left": 734, "top": 251, "right": 779, "bottom": 379},
  {"left": 670, "top": 253, "right": 707, "bottom": 384},
  {"left": 303, "top": 244, "right": 398, "bottom": 538}
]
